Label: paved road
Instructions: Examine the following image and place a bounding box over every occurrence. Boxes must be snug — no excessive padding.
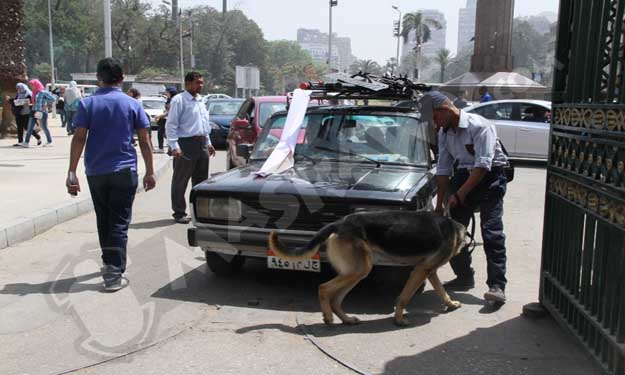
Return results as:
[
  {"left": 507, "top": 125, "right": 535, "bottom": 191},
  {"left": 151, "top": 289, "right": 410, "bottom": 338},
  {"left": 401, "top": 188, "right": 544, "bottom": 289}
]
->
[{"left": 0, "top": 163, "right": 602, "bottom": 375}]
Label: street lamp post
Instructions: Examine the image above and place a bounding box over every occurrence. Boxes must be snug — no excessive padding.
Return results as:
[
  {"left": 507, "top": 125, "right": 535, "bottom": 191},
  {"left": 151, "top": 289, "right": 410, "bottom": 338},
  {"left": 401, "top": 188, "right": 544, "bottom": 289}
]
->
[
  {"left": 178, "top": 10, "right": 184, "bottom": 86},
  {"left": 104, "top": 0, "right": 112, "bottom": 57},
  {"left": 328, "top": 0, "right": 337, "bottom": 71},
  {"left": 392, "top": 6, "right": 401, "bottom": 75},
  {"left": 47, "top": 0, "right": 55, "bottom": 87}
]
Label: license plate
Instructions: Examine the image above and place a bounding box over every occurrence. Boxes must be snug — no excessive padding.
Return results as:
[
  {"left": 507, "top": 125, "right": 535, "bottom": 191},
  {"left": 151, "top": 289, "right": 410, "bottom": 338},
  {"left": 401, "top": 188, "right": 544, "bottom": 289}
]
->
[{"left": 267, "top": 249, "right": 320, "bottom": 273}]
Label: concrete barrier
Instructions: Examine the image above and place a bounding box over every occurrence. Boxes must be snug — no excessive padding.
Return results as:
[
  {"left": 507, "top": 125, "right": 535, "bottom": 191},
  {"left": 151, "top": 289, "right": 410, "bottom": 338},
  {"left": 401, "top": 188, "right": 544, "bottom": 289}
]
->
[{"left": 0, "top": 156, "right": 171, "bottom": 250}]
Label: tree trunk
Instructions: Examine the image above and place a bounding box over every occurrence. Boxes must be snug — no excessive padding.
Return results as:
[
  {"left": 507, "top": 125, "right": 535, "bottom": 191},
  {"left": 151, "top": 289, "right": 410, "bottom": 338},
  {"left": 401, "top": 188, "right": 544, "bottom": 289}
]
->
[{"left": 0, "top": 0, "right": 27, "bottom": 138}]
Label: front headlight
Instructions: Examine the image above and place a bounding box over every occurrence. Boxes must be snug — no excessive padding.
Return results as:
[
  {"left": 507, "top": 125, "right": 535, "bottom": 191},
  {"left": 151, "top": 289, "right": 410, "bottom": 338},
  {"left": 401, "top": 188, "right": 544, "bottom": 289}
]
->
[{"left": 196, "top": 197, "right": 242, "bottom": 221}]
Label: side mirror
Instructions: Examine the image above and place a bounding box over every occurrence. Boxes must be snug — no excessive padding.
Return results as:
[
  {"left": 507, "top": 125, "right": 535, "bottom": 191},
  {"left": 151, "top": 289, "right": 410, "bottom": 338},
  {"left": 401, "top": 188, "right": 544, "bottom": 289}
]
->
[{"left": 232, "top": 118, "right": 250, "bottom": 131}]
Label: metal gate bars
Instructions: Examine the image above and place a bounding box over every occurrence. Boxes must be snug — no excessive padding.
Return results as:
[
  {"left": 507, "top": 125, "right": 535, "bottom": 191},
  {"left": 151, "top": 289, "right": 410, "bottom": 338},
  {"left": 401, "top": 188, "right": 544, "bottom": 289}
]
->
[{"left": 542, "top": 1, "right": 625, "bottom": 374}]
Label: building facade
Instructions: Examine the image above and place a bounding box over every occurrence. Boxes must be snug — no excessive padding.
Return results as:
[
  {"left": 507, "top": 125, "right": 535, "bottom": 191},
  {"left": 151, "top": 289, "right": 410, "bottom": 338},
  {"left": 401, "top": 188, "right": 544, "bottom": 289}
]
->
[
  {"left": 296, "top": 28, "right": 355, "bottom": 72},
  {"left": 457, "top": 0, "right": 477, "bottom": 54}
]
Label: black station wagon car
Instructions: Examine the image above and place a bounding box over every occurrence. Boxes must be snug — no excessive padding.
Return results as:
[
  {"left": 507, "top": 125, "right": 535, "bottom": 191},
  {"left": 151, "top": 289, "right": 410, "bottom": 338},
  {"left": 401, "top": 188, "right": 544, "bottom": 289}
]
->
[{"left": 187, "top": 100, "right": 438, "bottom": 275}]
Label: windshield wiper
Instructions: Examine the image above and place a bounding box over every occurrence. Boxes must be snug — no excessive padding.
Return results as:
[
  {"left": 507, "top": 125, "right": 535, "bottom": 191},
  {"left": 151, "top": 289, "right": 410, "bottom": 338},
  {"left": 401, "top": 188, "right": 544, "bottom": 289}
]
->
[{"left": 312, "top": 145, "right": 381, "bottom": 168}]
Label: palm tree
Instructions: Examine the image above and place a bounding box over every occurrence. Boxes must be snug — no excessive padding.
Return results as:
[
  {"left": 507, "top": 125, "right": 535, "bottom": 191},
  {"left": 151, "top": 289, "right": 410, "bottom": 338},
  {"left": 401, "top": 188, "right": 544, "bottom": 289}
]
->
[
  {"left": 400, "top": 12, "right": 442, "bottom": 79},
  {"left": 435, "top": 48, "right": 451, "bottom": 83},
  {"left": 349, "top": 59, "right": 383, "bottom": 75},
  {"left": 0, "top": 0, "right": 27, "bottom": 138}
]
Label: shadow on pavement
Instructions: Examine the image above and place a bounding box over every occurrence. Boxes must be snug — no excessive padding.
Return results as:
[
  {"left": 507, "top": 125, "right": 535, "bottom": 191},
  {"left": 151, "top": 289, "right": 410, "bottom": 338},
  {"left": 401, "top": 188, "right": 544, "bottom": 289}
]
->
[
  {"left": 0, "top": 271, "right": 102, "bottom": 296},
  {"left": 129, "top": 219, "right": 175, "bottom": 229},
  {"left": 378, "top": 316, "right": 602, "bottom": 375}
]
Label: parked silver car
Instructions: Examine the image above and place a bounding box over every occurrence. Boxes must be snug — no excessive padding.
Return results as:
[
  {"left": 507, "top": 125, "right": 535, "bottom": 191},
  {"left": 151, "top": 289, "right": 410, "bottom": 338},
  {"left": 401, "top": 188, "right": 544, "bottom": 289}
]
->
[{"left": 465, "top": 99, "right": 551, "bottom": 159}]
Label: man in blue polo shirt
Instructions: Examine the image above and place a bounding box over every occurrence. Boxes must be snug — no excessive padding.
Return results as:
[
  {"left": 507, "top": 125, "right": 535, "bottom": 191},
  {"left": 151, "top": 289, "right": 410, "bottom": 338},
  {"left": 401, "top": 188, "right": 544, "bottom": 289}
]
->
[{"left": 66, "top": 58, "right": 155, "bottom": 292}]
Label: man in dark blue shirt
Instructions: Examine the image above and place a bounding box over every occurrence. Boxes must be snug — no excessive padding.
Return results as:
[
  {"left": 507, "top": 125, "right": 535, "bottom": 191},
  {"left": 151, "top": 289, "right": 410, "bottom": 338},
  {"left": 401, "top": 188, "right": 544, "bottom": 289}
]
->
[{"left": 66, "top": 58, "right": 155, "bottom": 292}]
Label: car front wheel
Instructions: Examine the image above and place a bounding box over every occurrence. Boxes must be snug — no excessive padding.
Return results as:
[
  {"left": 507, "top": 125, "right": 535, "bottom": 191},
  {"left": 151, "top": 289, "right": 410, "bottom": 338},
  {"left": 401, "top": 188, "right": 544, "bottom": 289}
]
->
[{"left": 204, "top": 250, "right": 245, "bottom": 276}]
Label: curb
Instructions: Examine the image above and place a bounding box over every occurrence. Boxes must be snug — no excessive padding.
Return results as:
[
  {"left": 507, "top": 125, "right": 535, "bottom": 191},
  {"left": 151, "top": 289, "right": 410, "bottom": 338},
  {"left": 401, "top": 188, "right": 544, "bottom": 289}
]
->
[{"left": 0, "top": 156, "right": 172, "bottom": 250}]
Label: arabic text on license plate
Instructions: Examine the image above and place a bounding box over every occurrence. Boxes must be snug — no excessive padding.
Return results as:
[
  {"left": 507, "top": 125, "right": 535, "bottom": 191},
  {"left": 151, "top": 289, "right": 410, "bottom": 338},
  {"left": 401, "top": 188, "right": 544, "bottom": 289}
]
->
[{"left": 267, "top": 249, "right": 320, "bottom": 272}]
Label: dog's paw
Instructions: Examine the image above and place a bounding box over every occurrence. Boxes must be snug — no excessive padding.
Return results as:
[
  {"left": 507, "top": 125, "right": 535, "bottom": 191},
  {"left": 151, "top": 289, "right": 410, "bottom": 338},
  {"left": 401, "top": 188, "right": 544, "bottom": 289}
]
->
[
  {"left": 323, "top": 315, "right": 334, "bottom": 325},
  {"left": 393, "top": 317, "right": 410, "bottom": 327},
  {"left": 341, "top": 316, "right": 361, "bottom": 325},
  {"left": 447, "top": 300, "right": 462, "bottom": 310}
]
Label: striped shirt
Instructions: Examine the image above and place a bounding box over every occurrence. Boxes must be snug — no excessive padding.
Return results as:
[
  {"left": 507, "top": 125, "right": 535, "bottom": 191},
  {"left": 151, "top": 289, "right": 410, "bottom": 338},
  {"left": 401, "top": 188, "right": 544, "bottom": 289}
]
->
[{"left": 33, "top": 90, "right": 57, "bottom": 112}]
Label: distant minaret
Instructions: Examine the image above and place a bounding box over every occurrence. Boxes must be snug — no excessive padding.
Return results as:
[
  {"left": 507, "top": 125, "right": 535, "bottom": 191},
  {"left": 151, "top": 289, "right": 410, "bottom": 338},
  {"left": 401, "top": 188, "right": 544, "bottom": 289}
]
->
[{"left": 470, "top": 0, "right": 514, "bottom": 72}]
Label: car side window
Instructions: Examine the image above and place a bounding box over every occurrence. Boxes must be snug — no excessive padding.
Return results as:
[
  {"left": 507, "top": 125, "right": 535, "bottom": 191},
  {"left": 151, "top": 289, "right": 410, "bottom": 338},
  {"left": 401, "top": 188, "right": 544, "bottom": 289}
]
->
[
  {"left": 477, "top": 103, "right": 515, "bottom": 121},
  {"left": 520, "top": 104, "right": 550, "bottom": 123},
  {"left": 236, "top": 99, "right": 254, "bottom": 120}
]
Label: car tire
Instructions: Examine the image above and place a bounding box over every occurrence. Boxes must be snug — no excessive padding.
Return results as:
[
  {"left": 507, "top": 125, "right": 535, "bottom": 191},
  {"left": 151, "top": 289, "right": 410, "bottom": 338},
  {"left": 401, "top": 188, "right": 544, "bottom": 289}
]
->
[{"left": 205, "top": 251, "right": 245, "bottom": 276}]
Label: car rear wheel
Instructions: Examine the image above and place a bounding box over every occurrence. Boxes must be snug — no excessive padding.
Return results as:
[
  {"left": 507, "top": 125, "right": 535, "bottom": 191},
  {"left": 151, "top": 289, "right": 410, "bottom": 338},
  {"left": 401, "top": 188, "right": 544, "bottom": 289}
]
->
[{"left": 204, "top": 251, "right": 245, "bottom": 276}]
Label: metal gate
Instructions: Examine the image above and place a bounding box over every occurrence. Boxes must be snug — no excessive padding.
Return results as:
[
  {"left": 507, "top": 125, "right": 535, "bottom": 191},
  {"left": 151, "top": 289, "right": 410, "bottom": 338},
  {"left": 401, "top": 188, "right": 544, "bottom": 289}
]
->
[{"left": 542, "top": 1, "right": 625, "bottom": 374}]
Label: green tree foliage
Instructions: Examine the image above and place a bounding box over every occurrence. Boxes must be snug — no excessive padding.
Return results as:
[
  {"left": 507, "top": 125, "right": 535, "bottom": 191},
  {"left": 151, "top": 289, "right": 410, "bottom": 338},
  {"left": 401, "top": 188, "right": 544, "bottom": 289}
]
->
[
  {"left": 22, "top": 1, "right": 317, "bottom": 95},
  {"left": 434, "top": 48, "right": 451, "bottom": 83},
  {"left": 349, "top": 59, "right": 382, "bottom": 75},
  {"left": 264, "top": 40, "right": 323, "bottom": 94}
]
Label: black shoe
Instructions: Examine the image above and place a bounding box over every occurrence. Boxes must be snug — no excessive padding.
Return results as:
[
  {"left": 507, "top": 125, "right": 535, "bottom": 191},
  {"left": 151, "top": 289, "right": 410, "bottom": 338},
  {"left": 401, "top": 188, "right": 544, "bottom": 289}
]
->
[
  {"left": 484, "top": 286, "right": 506, "bottom": 303},
  {"left": 174, "top": 216, "right": 191, "bottom": 224},
  {"left": 443, "top": 276, "right": 475, "bottom": 291}
]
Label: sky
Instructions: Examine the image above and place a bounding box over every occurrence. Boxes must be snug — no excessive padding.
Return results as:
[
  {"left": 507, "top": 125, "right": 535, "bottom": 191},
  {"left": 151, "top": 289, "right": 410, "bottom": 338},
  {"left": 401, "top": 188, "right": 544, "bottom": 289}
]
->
[{"left": 150, "top": 0, "right": 559, "bottom": 63}]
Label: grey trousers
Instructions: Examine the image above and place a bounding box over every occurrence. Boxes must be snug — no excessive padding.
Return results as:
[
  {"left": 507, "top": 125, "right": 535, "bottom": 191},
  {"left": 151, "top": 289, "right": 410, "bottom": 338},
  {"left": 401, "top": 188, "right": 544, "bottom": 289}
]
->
[{"left": 171, "top": 138, "right": 209, "bottom": 218}]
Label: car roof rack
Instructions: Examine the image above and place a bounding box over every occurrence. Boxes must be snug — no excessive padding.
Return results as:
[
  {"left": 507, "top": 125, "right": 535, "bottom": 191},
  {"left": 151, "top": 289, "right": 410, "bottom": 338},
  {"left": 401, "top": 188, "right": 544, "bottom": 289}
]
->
[{"left": 292, "top": 72, "right": 433, "bottom": 106}]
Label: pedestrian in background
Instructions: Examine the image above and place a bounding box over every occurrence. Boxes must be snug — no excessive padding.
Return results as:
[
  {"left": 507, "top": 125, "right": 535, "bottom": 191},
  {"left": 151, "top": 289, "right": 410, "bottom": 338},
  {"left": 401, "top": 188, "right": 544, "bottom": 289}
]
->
[
  {"left": 64, "top": 81, "right": 82, "bottom": 136},
  {"left": 20, "top": 79, "right": 55, "bottom": 147},
  {"left": 453, "top": 91, "right": 469, "bottom": 109},
  {"left": 66, "top": 58, "right": 155, "bottom": 292},
  {"left": 10, "top": 83, "right": 41, "bottom": 146},
  {"left": 127, "top": 88, "right": 142, "bottom": 146},
  {"left": 479, "top": 86, "right": 493, "bottom": 103},
  {"left": 155, "top": 87, "right": 177, "bottom": 154},
  {"left": 166, "top": 72, "right": 215, "bottom": 224},
  {"left": 424, "top": 91, "right": 509, "bottom": 304},
  {"left": 53, "top": 86, "right": 66, "bottom": 128}
]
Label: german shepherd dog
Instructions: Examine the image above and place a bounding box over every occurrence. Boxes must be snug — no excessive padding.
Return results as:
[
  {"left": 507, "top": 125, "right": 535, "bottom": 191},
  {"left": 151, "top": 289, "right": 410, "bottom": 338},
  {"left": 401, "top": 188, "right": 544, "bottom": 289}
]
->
[{"left": 269, "top": 211, "right": 467, "bottom": 326}]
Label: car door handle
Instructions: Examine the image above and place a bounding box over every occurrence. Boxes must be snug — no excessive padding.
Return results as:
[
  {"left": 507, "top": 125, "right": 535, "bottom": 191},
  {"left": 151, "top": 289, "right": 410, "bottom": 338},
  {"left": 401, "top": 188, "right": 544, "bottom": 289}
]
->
[{"left": 519, "top": 128, "right": 531, "bottom": 132}]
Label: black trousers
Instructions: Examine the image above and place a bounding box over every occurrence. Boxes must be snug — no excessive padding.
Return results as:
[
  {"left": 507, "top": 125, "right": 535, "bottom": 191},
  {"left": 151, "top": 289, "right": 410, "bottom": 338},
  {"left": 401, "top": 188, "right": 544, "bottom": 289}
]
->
[
  {"left": 15, "top": 114, "right": 39, "bottom": 143},
  {"left": 449, "top": 168, "right": 508, "bottom": 290},
  {"left": 87, "top": 168, "right": 138, "bottom": 282},
  {"left": 171, "top": 137, "right": 209, "bottom": 218},
  {"left": 157, "top": 118, "right": 166, "bottom": 149}
]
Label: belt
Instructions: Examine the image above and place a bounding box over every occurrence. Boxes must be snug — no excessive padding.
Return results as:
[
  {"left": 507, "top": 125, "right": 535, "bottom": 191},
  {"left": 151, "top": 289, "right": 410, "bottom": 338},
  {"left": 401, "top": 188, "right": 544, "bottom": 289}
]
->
[
  {"left": 458, "top": 166, "right": 505, "bottom": 173},
  {"left": 179, "top": 135, "right": 207, "bottom": 140}
]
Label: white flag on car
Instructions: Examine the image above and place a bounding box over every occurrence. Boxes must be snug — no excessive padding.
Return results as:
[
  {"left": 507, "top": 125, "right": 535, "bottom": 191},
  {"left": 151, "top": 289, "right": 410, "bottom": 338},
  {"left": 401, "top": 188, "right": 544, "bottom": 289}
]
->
[{"left": 256, "top": 89, "right": 311, "bottom": 177}]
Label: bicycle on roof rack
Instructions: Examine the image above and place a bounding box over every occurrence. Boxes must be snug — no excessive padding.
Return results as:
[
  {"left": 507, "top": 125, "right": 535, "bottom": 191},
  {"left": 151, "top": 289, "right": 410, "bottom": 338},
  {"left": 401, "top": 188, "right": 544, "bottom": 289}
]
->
[{"left": 288, "top": 72, "right": 433, "bottom": 106}]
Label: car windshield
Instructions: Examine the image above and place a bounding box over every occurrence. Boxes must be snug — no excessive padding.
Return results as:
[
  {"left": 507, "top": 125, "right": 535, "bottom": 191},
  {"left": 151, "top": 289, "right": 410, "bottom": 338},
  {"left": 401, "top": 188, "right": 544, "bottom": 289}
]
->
[
  {"left": 259, "top": 102, "right": 287, "bottom": 127},
  {"left": 143, "top": 100, "right": 165, "bottom": 110},
  {"left": 208, "top": 101, "right": 241, "bottom": 115},
  {"left": 251, "top": 112, "right": 430, "bottom": 167}
]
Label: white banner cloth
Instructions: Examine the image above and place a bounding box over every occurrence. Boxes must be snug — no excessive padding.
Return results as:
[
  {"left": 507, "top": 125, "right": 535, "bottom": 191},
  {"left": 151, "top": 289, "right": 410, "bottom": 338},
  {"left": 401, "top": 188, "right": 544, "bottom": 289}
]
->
[{"left": 255, "top": 89, "right": 311, "bottom": 177}]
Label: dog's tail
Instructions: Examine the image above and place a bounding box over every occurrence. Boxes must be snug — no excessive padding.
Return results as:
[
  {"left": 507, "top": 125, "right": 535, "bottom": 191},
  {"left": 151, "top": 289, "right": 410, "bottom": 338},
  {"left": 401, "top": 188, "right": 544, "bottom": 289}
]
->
[{"left": 269, "top": 222, "right": 339, "bottom": 260}]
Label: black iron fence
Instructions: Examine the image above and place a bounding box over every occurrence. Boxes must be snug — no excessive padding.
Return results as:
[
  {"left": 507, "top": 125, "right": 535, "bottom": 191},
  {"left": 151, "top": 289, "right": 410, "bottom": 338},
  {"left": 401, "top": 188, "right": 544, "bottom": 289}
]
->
[{"left": 542, "top": 2, "right": 625, "bottom": 373}]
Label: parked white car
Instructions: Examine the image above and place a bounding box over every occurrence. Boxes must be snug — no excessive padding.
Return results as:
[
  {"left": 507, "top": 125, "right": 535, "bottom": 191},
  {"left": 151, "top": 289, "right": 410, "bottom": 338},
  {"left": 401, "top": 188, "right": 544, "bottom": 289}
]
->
[
  {"left": 465, "top": 99, "right": 552, "bottom": 160},
  {"left": 141, "top": 96, "right": 167, "bottom": 129}
]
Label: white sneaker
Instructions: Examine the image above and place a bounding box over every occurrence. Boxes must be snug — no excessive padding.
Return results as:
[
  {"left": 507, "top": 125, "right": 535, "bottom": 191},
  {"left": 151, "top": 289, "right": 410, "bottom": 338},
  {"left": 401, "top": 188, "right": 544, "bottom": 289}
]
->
[
  {"left": 43, "top": 142, "right": 53, "bottom": 147},
  {"left": 17, "top": 142, "right": 29, "bottom": 148}
]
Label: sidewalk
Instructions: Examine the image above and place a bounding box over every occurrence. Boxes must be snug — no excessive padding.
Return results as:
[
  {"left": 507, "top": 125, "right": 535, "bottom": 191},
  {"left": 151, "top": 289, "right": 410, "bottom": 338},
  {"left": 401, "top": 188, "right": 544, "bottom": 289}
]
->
[{"left": 0, "top": 116, "right": 171, "bottom": 248}]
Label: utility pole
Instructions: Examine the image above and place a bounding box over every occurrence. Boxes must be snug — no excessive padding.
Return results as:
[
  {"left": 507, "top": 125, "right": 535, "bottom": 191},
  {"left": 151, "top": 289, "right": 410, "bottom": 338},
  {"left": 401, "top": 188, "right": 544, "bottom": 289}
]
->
[
  {"left": 189, "top": 11, "right": 194, "bottom": 68},
  {"left": 178, "top": 10, "right": 184, "bottom": 87},
  {"left": 104, "top": 0, "right": 112, "bottom": 58},
  {"left": 328, "top": 0, "right": 337, "bottom": 71},
  {"left": 392, "top": 6, "right": 401, "bottom": 75},
  {"left": 47, "top": 0, "right": 56, "bottom": 86},
  {"left": 223, "top": 0, "right": 227, "bottom": 15}
]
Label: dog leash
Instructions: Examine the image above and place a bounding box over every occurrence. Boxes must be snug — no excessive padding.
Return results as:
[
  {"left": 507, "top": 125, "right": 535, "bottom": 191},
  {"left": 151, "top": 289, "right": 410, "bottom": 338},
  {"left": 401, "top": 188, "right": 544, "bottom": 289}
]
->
[
  {"left": 465, "top": 212, "right": 477, "bottom": 254},
  {"left": 294, "top": 313, "right": 372, "bottom": 375}
]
